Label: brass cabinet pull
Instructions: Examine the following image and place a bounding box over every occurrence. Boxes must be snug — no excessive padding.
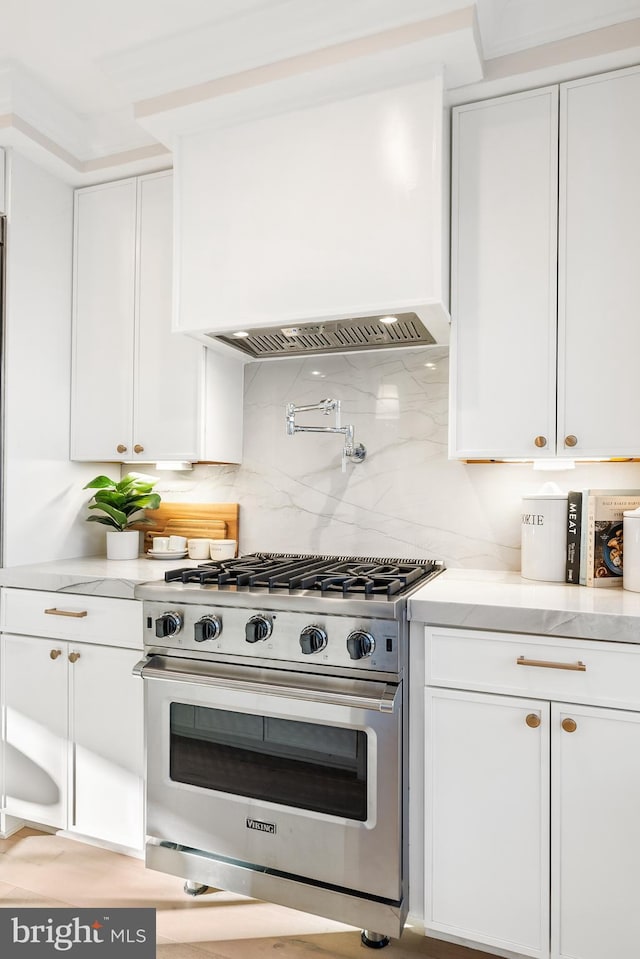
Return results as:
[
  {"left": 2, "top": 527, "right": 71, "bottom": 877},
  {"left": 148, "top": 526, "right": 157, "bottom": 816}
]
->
[
  {"left": 68, "top": 651, "right": 81, "bottom": 664},
  {"left": 517, "top": 656, "right": 586, "bottom": 672},
  {"left": 45, "top": 607, "right": 88, "bottom": 619},
  {"left": 525, "top": 713, "right": 541, "bottom": 728},
  {"left": 562, "top": 717, "right": 577, "bottom": 733},
  {"left": 564, "top": 434, "right": 578, "bottom": 448},
  {"left": 534, "top": 436, "right": 547, "bottom": 448},
  {"left": 134, "top": 444, "right": 144, "bottom": 454},
  {"left": 116, "top": 444, "right": 127, "bottom": 453},
  {"left": 50, "top": 649, "right": 62, "bottom": 660}
]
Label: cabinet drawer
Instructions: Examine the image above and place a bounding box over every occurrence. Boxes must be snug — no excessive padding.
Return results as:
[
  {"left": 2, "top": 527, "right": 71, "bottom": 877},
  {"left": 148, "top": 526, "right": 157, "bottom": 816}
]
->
[
  {"left": 425, "top": 626, "right": 640, "bottom": 709},
  {"left": 1, "top": 588, "right": 142, "bottom": 649}
]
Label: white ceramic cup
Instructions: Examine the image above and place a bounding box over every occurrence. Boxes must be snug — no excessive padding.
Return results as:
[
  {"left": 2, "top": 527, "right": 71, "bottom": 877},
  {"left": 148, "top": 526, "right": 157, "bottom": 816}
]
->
[
  {"left": 168, "top": 535, "right": 187, "bottom": 552},
  {"left": 188, "top": 538, "right": 211, "bottom": 559},
  {"left": 210, "top": 539, "right": 237, "bottom": 560},
  {"left": 153, "top": 537, "right": 170, "bottom": 552}
]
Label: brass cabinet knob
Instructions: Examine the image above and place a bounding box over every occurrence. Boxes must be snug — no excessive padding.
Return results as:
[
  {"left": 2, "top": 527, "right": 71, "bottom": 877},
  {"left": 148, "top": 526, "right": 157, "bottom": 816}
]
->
[
  {"left": 562, "top": 717, "right": 577, "bottom": 733},
  {"left": 50, "top": 649, "right": 62, "bottom": 660},
  {"left": 116, "top": 444, "right": 127, "bottom": 453},
  {"left": 525, "top": 713, "right": 541, "bottom": 728},
  {"left": 134, "top": 444, "right": 144, "bottom": 454},
  {"left": 564, "top": 435, "right": 578, "bottom": 448},
  {"left": 534, "top": 436, "right": 547, "bottom": 448},
  {"left": 68, "top": 651, "right": 81, "bottom": 664}
]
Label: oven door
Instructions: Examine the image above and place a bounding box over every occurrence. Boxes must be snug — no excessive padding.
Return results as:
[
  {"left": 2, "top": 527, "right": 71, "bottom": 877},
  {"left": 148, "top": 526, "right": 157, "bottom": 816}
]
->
[{"left": 139, "top": 655, "right": 402, "bottom": 901}]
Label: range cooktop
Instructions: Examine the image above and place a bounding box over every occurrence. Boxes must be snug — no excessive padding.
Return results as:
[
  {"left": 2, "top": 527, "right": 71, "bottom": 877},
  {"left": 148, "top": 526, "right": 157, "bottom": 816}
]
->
[{"left": 163, "top": 552, "right": 442, "bottom": 597}]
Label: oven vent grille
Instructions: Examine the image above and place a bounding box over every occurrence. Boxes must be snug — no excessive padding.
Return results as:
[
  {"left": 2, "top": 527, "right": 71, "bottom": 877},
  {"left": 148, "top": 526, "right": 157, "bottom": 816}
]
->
[{"left": 210, "top": 313, "right": 436, "bottom": 358}]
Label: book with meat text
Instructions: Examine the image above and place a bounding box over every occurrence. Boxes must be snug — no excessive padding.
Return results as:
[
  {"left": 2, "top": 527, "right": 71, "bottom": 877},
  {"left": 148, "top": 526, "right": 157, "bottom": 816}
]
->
[{"left": 565, "top": 490, "right": 582, "bottom": 584}]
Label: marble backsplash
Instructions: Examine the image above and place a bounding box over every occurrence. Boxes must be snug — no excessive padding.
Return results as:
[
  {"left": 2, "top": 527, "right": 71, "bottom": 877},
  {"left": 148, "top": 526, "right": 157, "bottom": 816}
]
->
[{"left": 146, "top": 347, "right": 640, "bottom": 570}]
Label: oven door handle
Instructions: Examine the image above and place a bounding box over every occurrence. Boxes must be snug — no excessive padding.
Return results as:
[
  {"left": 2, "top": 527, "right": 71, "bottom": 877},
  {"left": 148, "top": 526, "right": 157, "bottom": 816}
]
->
[{"left": 133, "top": 655, "right": 399, "bottom": 714}]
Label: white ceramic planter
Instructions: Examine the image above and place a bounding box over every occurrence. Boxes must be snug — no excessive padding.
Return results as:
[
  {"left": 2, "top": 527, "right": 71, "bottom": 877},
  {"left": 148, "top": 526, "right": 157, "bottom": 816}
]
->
[{"left": 106, "top": 530, "right": 140, "bottom": 560}]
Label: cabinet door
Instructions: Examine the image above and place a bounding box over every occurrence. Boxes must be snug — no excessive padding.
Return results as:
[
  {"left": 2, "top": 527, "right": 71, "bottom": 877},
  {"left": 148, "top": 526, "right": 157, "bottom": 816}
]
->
[
  {"left": 450, "top": 88, "right": 558, "bottom": 459},
  {"left": 425, "top": 688, "right": 550, "bottom": 959},
  {"left": 559, "top": 66, "right": 640, "bottom": 457},
  {"left": 2, "top": 634, "right": 68, "bottom": 828},
  {"left": 134, "top": 172, "right": 201, "bottom": 461},
  {"left": 551, "top": 703, "right": 640, "bottom": 959},
  {"left": 69, "top": 643, "right": 144, "bottom": 850},
  {"left": 71, "top": 179, "right": 137, "bottom": 461}
]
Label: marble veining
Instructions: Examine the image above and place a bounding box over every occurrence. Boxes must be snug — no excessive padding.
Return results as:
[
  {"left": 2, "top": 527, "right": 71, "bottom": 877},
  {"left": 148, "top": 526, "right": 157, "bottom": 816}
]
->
[
  {"left": 146, "top": 348, "right": 640, "bottom": 570},
  {"left": 409, "top": 569, "right": 640, "bottom": 643},
  {"left": 0, "top": 558, "right": 170, "bottom": 599}
]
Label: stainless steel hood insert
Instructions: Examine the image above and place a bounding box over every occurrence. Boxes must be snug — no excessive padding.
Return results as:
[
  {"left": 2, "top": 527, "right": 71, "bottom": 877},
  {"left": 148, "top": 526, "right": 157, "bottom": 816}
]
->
[{"left": 210, "top": 312, "right": 435, "bottom": 359}]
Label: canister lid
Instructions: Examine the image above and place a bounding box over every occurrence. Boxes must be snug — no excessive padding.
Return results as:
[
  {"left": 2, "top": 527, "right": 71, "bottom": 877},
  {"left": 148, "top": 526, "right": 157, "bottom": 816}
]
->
[{"left": 523, "top": 481, "right": 568, "bottom": 501}]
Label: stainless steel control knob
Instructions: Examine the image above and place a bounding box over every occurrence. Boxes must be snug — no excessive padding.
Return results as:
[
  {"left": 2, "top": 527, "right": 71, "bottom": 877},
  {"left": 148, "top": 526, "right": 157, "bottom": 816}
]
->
[
  {"left": 245, "top": 614, "right": 273, "bottom": 644},
  {"left": 194, "top": 615, "right": 222, "bottom": 642},
  {"left": 299, "top": 625, "right": 328, "bottom": 655},
  {"left": 155, "top": 610, "right": 183, "bottom": 639},
  {"left": 346, "top": 629, "right": 376, "bottom": 660}
]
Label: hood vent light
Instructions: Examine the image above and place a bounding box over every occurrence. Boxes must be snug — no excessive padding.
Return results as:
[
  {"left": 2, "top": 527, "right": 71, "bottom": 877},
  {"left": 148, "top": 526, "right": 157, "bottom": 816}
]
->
[{"left": 211, "top": 312, "right": 436, "bottom": 359}]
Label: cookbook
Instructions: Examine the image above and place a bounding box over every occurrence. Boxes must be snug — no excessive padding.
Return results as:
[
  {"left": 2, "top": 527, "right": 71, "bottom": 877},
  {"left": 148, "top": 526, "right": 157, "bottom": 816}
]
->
[
  {"left": 566, "top": 489, "right": 640, "bottom": 585},
  {"left": 584, "top": 492, "right": 640, "bottom": 586}
]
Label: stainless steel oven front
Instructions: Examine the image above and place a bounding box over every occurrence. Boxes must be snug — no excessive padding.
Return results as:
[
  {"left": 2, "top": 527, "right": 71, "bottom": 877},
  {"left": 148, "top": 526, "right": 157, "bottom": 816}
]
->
[{"left": 139, "top": 653, "right": 402, "bottom": 914}]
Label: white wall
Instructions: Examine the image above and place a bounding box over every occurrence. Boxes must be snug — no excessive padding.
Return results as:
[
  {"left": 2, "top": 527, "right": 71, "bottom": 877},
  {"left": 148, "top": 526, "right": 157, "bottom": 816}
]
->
[
  {"left": 146, "top": 347, "right": 640, "bottom": 569},
  {"left": 1, "top": 151, "right": 109, "bottom": 566}
]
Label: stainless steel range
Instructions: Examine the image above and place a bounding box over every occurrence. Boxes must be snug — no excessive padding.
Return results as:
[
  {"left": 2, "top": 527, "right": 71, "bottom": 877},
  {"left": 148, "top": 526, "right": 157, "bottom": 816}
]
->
[{"left": 134, "top": 553, "right": 443, "bottom": 948}]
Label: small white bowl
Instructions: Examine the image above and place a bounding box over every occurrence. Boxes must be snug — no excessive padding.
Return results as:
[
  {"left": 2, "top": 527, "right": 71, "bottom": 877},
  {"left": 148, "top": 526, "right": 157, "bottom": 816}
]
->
[
  {"left": 210, "top": 539, "right": 237, "bottom": 560},
  {"left": 187, "top": 538, "right": 211, "bottom": 559}
]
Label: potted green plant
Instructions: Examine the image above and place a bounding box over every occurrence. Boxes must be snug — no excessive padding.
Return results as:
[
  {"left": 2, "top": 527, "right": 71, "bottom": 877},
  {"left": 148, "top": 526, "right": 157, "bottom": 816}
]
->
[{"left": 84, "top": 472, "right": 161, "bottom": 560}]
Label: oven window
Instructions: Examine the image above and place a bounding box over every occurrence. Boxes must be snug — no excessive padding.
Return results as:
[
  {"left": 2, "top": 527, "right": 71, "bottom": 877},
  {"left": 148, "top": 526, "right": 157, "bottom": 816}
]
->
[{"left": 169, "top": 703, "right": 368, "bottom": 821}]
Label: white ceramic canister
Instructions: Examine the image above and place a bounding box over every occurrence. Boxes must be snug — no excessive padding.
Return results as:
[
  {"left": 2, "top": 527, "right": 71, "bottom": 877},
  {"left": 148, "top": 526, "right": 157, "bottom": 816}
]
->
[
  {"left": 521, "top": 492, "right": 568, "bottom": 583},
  {"left": 623, "top": 508, "right": 640, "bottom": 592}
]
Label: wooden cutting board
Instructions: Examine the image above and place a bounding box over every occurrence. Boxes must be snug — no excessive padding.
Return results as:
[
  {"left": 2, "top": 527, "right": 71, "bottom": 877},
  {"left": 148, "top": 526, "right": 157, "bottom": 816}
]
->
[{"left": 132, "top": 503, "right": 239, "bottom": 554}]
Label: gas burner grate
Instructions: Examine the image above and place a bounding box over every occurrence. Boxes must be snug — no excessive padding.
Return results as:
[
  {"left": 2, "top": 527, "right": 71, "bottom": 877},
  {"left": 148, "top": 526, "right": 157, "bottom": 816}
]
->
[{"left": 163, "top": 552, "right": 443, "bottom": 597}]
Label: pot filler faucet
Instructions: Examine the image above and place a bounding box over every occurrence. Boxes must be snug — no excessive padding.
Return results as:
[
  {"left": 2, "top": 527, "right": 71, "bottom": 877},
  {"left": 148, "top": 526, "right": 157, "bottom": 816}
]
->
[{"left": 286, "top": 398, "right": 366, "bottom": 470}]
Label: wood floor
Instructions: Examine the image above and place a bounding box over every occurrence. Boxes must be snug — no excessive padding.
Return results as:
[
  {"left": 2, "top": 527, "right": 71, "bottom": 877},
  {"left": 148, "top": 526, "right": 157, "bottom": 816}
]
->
[{"left": 0, "top": 828, "right": 500, "bottom": 959}]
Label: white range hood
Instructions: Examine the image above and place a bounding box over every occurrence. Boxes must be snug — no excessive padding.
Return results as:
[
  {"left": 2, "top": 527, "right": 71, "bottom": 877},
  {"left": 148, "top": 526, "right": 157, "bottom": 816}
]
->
[{"left": 134, "top": 15, "right": 483, "bottom": 357}]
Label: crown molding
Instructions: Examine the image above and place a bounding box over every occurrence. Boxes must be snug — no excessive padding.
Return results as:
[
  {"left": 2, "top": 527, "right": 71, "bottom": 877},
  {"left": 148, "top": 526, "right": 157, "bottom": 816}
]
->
[
  {"left": 101, "top": 0, "right": 466, "bottom": 102},
  {"left": 0, "top": 115, "right": 170, "bottom": 185},
  {"left": 0, "top": 62, "right": 170, "bottom": 184},
  {"left": 448, "top": 16, "right": 640, "bottom": 105},
  {"left": 133, "top": 8, "right": 483, "bottom": 145}
]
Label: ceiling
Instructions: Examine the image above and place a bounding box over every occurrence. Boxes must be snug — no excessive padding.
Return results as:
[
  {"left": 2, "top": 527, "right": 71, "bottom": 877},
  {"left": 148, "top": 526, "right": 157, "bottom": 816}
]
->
[{"left": 2, "top": 0, "right": 640, "bottom": 182}]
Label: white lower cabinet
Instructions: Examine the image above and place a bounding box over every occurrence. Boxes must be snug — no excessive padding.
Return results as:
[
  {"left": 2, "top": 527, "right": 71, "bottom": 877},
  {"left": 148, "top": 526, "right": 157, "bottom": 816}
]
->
[
  {"left": 3, "top": 634, "right": 69, "bottom": 830},
  {"left": 426, "top": 688, "right": 549, "bottom": 958},
  {"left": 1, "top": 617, "right": 143, "bottom": 851},
  {"left": 423, "top": 626, "right": 640, "bottom": 959},
  {"left": 551, "top": 703, "right": 640, "bottom": 959}
]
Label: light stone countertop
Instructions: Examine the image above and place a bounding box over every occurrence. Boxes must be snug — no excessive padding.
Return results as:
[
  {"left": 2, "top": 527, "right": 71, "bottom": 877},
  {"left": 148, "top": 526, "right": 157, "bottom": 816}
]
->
[
  {"left": 0, "top": 556, "right": 200, "bottom": 600},
  {"left": 4, "top": 560, "right": 640, "bottom": 643},
  {"left": 408, "top": 568, "right": 640, "bottom": 643}
]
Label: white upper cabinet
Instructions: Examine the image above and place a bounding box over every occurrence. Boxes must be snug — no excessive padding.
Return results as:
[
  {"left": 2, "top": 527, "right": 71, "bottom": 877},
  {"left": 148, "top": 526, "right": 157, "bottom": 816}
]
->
[
  {"left": 71, "top": 171, "right": 244, "bottom": 464},
  {"left": 450, "top": 64, "right": 640, "bottom": 460},
  {"left": 173, "top": 78, "right": 449, "bottom": 344},
  {"left": 450, "top": 87, "right": 558, "bottom": 459},
  {"left": 558, "top": 67, "right": 640, "bottom": 458},
  {"left": 72, "top": 177, "right": 137, "bottom": 461}
]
